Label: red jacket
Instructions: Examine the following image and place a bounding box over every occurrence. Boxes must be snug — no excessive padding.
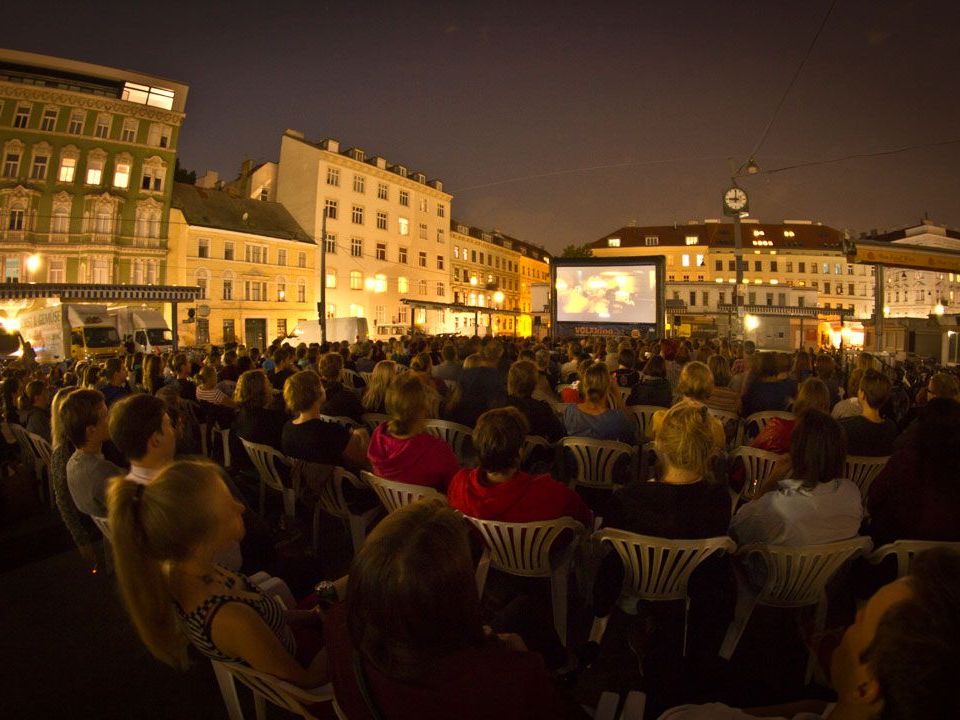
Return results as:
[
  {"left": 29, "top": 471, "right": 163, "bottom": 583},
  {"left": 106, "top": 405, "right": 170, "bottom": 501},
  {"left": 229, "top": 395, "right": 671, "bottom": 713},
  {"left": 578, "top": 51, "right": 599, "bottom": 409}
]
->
[
  {"left": 367, "top": 424, "right": 459, "bottom": 489},
  {"left": 447, "top": 468, "right": 593, "bottom": 528}
]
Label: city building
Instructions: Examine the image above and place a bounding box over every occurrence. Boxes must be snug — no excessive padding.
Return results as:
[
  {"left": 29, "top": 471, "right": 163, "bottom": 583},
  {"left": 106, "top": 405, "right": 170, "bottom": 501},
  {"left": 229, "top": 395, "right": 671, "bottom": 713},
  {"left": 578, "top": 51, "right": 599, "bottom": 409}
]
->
[
  {"left": 589, "top": 219, "right": 871, "bottom": 347},
  {"left": 0, "top": 48, "right": 187, "bottom": 286},
  {"left": 168, "top": 182, "right": 315, "bottom": 349},
  {"left": 274, "top": 130, "right": 452, "bottom": 335}
]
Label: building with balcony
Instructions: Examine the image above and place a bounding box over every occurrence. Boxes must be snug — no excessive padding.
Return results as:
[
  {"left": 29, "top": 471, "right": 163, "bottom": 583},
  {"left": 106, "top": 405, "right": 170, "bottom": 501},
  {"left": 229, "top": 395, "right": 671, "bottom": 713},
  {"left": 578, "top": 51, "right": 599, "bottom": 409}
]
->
[
  {"left": 274, "top": 130, "right": 452, "bottom": 335},
  {"left": 0, "top": 48, "right": 187, "bottom": 286},
  {"left": 168, "top": 183, "right": 315, "bottom": 349}
]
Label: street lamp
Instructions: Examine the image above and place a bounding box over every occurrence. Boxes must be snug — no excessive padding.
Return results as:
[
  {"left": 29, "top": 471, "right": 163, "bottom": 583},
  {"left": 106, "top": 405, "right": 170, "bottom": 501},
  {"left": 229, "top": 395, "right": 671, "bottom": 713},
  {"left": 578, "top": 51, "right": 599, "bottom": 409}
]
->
[
  {"left": 933, "top": 302, "right": 945, "bottom": 316},
  {"left": 25, "top": 253, "right": 41, "bottom": 280}
]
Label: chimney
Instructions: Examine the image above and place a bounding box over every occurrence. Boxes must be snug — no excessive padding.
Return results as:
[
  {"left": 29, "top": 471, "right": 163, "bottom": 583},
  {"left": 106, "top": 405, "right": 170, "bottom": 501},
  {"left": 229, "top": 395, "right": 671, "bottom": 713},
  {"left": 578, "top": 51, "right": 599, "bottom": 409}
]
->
[{"left": 321, "top": 138, "right": 340, "bottom": 153}]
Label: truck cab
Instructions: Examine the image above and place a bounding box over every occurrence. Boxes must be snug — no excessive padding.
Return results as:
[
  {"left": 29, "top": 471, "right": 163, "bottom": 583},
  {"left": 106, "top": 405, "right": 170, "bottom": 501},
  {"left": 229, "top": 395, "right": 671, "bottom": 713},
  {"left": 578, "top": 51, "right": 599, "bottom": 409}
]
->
[{"left": 69, "top": 320, "right": 121, "bottom": 361}]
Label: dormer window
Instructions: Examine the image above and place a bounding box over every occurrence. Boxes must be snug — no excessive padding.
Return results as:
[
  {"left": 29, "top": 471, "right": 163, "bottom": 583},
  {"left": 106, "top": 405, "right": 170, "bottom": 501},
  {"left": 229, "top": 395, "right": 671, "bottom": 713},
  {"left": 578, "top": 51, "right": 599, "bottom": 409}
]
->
[{"left": 607, "top": 237, "right": 621, "bottom": 247}]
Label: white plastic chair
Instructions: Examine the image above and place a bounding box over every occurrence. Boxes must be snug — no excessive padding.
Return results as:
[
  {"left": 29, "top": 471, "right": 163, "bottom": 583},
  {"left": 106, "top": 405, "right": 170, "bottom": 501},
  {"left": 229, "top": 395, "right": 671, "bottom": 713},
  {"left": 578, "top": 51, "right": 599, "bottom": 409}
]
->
[
  {"left": 867, "top": 539, "right": 960, "bottom": 578},
  {"left": 625, "top": 405, "right": 661, "bottom": 443},
  {"left": 361, "top": 471, "right": 446, "bottom": 513},
  {"left": 423, "top": 419, "right": 475, "bottom": 466},
  {"left": 360, "top": 412, "right": 390, "bottom": 434},
  {"left": 240, "top": 439, "right": 296, "bottom": 519},
  {"left": 340, "top": 368, "right": 362, "bottom": 388},
  {"left": 719, "top": 537, "right": 873, "bottom": 683},
  {"left": 358, "top": 371, "right": 373, "bottom": 385},
  {"left": 707, "top": 408, "right": 742, "bottom": 451},
  {"left": 728, "top": 447, "right": 788, "bottom": 505},
  {"left": 211, "top": 660, "right": 333, "bottom": 720},
  {"left": 312, "top": 466, "right": 381, "bottom": 554},
  {"left": 742, "top": 411, "right": 795, "bottom": 443},
  {"left": 318, "top": 414, "right": 358, "bottom": 429},
  {"left": 560, "top": 437, "right": 636, "bottom": 490},
  {"left": 844, "top": 455, "right": 890, "bottom": 499},
  {"left": 467, "top": 515, "right": 586, "bottom": 646},
  {"left": 594, "top": 691, "right": 647, "bottom": 720},
  {"left": 521, "top": 435, "right": 555, "bottom": 468},
  {"left": 92, "top": 515, "right": 112, "bottom": 541},
  {"left": 616, "top": 387, "right": 632, "bottom": 404},
  {"left": 594, "top": 529, "right": 736, "bottom": 655},
  {"left": 211, "top": 426, "right": 232, "bottom": 469}
]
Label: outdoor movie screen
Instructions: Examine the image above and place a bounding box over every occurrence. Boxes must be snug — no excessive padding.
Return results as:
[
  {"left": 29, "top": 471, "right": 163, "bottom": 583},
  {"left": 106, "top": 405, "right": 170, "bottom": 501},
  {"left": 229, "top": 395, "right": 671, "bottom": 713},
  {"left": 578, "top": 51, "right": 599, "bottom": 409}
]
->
[{"left": 555, "top": 263, "right": 658, "bottom": 324}]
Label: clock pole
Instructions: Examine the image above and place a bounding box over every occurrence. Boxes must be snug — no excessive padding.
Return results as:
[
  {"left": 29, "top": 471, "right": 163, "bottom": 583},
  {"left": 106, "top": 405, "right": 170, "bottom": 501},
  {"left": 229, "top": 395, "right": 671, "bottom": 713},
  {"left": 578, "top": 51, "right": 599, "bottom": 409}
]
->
[{"left": 733, "top": 206, "right": 744, "bottom": 340}]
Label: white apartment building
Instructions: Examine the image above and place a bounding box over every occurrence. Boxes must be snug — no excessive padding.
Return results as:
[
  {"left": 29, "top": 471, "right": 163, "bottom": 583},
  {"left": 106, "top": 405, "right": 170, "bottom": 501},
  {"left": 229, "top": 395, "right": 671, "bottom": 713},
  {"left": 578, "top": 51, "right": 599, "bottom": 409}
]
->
[
  {"left": 449, "top": 222, "right": 522, "bottom": 335},
  {"left": 274, "top": 130, "right": 452, "bottom": 334}
]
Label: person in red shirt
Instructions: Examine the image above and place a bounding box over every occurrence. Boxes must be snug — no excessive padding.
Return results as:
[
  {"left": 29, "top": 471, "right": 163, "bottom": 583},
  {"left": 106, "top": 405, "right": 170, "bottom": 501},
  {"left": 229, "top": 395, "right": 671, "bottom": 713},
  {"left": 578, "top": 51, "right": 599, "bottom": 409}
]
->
[
  {"left": 447, "top": 407, "right": 593, "bottom": 528},
  {"left": 367, "top": 375, "right": 459, "bottom": 489}
]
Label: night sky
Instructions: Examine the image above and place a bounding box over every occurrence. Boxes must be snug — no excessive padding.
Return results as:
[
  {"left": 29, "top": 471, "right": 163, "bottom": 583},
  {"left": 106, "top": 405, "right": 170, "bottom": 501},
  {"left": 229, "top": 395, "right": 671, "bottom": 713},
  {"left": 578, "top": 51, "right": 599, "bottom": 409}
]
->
[{"left": 3, "top": 0, "right": 959, "bottom": 252}]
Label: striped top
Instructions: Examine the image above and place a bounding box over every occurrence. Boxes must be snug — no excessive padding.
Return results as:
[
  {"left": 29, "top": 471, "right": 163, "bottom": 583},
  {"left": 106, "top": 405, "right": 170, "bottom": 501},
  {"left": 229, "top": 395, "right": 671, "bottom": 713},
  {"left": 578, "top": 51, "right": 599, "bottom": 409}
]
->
[{"left": 174, "top": 569, "right": 295, "bottom": 662}]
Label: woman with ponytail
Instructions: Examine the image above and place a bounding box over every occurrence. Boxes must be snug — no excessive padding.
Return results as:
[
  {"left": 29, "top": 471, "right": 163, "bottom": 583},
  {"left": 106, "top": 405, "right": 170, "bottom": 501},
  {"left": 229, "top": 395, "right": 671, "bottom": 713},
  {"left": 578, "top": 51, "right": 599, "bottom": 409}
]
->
[
  {"left": 108, "top": 459, "right": 331, "bottom": 685},
  {"left": 562, "top": 362, "right": 634, "bottom": 444}
]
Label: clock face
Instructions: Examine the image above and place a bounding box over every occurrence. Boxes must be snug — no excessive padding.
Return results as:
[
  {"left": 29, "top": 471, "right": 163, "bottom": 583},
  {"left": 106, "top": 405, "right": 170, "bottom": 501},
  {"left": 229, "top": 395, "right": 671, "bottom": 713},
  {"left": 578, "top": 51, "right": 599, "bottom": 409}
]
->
[{"left": 724, "top": 187, "right": 748, "bottom": 211}]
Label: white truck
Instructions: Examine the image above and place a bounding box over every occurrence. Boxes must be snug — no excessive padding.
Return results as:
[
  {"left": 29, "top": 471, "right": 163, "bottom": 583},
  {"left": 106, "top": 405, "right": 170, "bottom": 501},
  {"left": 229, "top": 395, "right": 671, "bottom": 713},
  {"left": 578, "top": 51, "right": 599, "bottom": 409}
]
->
[
  {"left": 290, "top": 317, "right": 369, "bottom": 345},
  {"left": 110, "top": 307, "right": 173, "bottom": 354},
  {"left": 17, "top": 303, "right": 122, "bottom": 362}
]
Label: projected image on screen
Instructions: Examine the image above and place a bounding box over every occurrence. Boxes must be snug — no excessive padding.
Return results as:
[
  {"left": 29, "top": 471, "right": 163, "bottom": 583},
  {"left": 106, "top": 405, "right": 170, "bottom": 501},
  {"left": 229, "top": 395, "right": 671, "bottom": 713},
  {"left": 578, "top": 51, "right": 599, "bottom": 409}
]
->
[{"left": 556, "top": 264, "right": 657, "bottom": 324}]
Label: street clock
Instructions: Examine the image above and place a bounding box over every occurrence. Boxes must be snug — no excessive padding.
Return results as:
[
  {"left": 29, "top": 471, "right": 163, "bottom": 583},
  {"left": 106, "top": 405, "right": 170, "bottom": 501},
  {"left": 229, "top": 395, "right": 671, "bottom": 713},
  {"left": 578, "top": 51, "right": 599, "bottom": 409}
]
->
[{"left": 722, "top": 186, "right": 749, "bottom": 216}]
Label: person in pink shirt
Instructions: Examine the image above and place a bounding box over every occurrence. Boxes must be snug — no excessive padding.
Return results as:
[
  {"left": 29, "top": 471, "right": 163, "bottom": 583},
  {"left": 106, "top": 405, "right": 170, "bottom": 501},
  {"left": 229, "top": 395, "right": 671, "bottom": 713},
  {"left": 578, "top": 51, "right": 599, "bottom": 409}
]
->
[
  {"left": 447, "top": 407, "right": 593, "bottom": 528},
  {"left": 367, "top": 375, "right": 459, "bottom": 489}
]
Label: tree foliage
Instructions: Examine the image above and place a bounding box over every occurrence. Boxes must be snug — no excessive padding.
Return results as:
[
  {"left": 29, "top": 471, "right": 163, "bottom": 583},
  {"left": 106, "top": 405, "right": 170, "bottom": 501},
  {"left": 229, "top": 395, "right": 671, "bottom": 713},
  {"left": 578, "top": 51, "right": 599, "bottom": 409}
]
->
[{"left": 560, "top": 244, "right": 594, "bottom": 258}]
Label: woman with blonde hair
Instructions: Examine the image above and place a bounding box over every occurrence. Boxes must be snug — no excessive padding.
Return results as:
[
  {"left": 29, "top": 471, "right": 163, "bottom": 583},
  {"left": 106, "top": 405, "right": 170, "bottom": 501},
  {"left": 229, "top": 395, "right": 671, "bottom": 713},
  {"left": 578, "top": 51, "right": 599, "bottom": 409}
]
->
[
  {"left": 366, "top": 375, "right": 459, "bottom": 489},
  {"left": 648, "top": 362, "right": 726, "bottom": 453},
  {"left": 705, "top": 354, "right": 740, "bottom": 415},
  {"left": 108, "top": 460, "right": 331, "bottom": 685},
  {"left": 563, "top": 362, "right": 634, "bottom": 444},
  {"left": 590, "top": 401, "right": 733, "bottom": 652},
  {"left": 361, "top": 360, "right": 398, "bottom": 414}
]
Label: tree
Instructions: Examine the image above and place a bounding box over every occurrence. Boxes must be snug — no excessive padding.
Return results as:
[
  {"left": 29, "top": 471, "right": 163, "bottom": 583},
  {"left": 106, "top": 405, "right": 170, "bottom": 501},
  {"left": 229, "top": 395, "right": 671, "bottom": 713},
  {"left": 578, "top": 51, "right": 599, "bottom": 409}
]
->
[
  {"left": 174, "top": 158, "right": 197, "bottom": 185},
  {"left": 560, "top": 244, "right": 593, "bottom": 258}
]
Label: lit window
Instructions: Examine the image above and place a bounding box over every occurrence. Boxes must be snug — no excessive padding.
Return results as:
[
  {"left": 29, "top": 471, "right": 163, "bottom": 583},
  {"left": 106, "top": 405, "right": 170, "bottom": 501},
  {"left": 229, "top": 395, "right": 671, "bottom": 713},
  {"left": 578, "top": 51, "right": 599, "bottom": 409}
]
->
[
  {"left": 122, "top": 82, "right": 175, "bottom": 110},
  {"left": 607, "top": 237, "right": 620, "bottom": 248},
  {"left": 350, "top": 270, "right": 363, "bottom": 289},
  {"left": 398, "top": 276, "right": 409, "bottom": 293},
  {"left": 398, "top": 217, "right": 409, "bottom": 235},
  {"left": 113, "top": 161, "right": 131, "bottom": 188},
  {"left": 86, "top": 157, "right": 104, "bottom": 185},
  {"left": 685, "top": 235, "right": 698, "bottom": 245},
  {"left": 146, "top": 124, "right": 171, "bottom": 148},
  {"left": 326, "top": 269, "right": 336, "bottom": 288},
  {"left": 681, "top": 254, "right": 690, "bottom": 267}
]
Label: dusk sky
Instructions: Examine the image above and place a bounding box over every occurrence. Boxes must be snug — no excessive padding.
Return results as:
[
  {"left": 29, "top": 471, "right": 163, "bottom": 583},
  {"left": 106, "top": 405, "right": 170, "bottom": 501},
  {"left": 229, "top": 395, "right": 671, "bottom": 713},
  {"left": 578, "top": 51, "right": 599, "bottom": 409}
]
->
[{"left": 3, "top": 0, "right": 958, "bottom": 253}]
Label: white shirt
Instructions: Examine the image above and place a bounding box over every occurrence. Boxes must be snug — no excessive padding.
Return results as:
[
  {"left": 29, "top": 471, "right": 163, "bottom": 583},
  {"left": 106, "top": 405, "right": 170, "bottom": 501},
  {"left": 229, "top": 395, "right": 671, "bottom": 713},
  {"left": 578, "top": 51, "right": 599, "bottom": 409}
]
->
[
  {"left": 831, "top": 397, "right": 861, "bottom": 419},
  {"left": 126, "top": 464, "right": 159, "bottom": 485},
  {"left": 658, "top": 702, "right": 835, "bottom": 720},
  {"left": 730, "top": 478, "right": 864, "bottom": 547}
]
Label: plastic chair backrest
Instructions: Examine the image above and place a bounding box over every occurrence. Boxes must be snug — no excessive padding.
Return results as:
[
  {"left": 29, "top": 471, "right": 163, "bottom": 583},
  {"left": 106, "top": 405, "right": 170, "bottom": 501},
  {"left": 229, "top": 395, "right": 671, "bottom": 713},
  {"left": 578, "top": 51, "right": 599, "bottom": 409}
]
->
[
  {"left": 521, "top": 435, "right": 552, "bottom": 463},
  {"left": 596, "top": 528, "right": 736, "bottom": 601},
  {"left": 358, "top": 371, "right": 373, "bottom": 385},
  {"left": 626, "top": 405, "right": 661, "bottom": 442},
  {"left": 211, "top": 660, "right": 332, "bottom": 718},
  {"left": 92, "top": 515, "right": 112, "bottom": 541},
  {"left": 240, "top": 439, "right": 289, "bottom": 495},
  {"left": 360, "top": 413, "right": 390, "bottom": 434},
  {"left": 465, "top": 515, "right": 585, "bottom": 578},
  {"left": 844, "top": 455, "right": 890, "bottom": 499},
  {"left": 868, "top": 539, "right": 960, "bottom": 578},
  {"left": 315, "top": 466, "right": 361, "bottom": 520},
  {"left": 729, "top": 447, "right": 788, "bottom": 500},
  {"left": 423, "top": 419, "right": 474, "bottom": 463},
  {"left": 318, "top": 414, "right": 357, "bottom": 429},
  {"left": 743, "top": 411, "right": 795, "bottom": 441},
  {"left": 639, "top": 441, "right": 659, "bottom": 481},
  {"left": 560, "top": 437, "right": 635, "bottom": 490},
  {"left": 707, "top": 408, "right": 741, "bottom": 450},
  {"left": 743, "top": 537, "right": 873, "bottom": 607},
  {"left": 616, "top": 387, "right": 632, "bottom": 403},
  {"left": 361, "top": 471, "right": 446, "bottom": 513}
]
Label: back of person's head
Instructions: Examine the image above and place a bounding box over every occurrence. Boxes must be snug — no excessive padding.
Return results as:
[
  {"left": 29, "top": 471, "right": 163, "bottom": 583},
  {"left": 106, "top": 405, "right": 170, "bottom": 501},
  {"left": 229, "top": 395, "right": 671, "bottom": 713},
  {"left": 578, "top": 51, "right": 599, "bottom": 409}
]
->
[
  {"left": 82, "top": 365, "right": 100, "bottom": 388},
  {"left": 581, "top": 361, "right": 612, "bottom": 404},
  {"left": 386, "top": 375, "right": 429, "bottom": 436},
  {"left": 108, "top": 460, "right": 229, "bottom": 670},
  {"left": 104, "top": 357, "right": 123, "bottom": 379},
  {"left": 757, "top": 352, "right": 778, "bottom": 379},
  {"left": 677, "top": 361, "right": 714, "bottom": 401},
  {"left": 655, "top": 400, "right": 715, "bottom": 479},
  {"left": 618, "top": 348, "right": 636, "bottom": 370},
  {"left": 61, "top": 388, "right": 104, "bottom": 448},
  {"left": 815, "top": 354, "right": 836, "bottom": 380},
  {"left": 319, "top": 351, "right": 344, "bottom": 381},
  {"left": 284, "top": 370, "right": 323, "bottom": 413},
  {"left": 793, "top": 377, "right": 831, "bottom": 416},
  {"left": 707, "top": 354, "right": 732, "bottom": 388},
  {"left": 928, "top": 372, "right": 959, "bottom": 401},
  {"left": 362, "top": 360, "right": 398, "bottom": 411},
  {"left": 24, "top": 379, "right": 46, "bottom": 405},
  {"left": 441, "top": 344, "right": 457, "bottom": 363},
  {"left": 507, "top": 360, "right": 537, "bottom": 398},
  {"left": 463, "top": 353, "right": 484, "bottom": 370},
  {"left": 473, "top": 406, "right": 529, "bottom": 473},
  {"left": 410, "top": 352, "right": 432, "bottom": 373},
  {"left": 790, "top": 409, "right": 846, "bottom": 489},
  {"left": 50, "top": 386, "right": 79, "bottom": 449},
  {"left": 110, "top": 393, "right": 167, "bottom": 462},
  {"left": 173, "top": 352, "right": 188, "bottom": 374},
  {"left": 347, "top": 500, "right": 484, "bottom": 681},
  {"left": 743, "top": 340, "right": 756, "bottom": 355},
  {"left": 846, "top": 367, "right": 865, "bottom": 398},
  {"left": 859, "top": 368, "right": 891, "bottom": 410},
  {"left": 642, "top": 354, "right": 667, "bottom": 379},
  {"left": 234, "top": 369, "right": 271, "bottom": 410},
  {"left": 535, "top": 348, "right": 550, "bottom": 370},
  {"left": 198, "top": 365, "right": 218, "bottom": 387},
  {"left": 867, "top": 548, "right": 960, "bottom": 719}
]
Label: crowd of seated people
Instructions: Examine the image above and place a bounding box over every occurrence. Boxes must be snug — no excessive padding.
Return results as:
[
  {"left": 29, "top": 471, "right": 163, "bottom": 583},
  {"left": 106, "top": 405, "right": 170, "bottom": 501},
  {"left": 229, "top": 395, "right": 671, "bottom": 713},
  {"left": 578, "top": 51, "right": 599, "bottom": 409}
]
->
[{"left": 5, "top": 330, "right": 960, "bottom": 717}]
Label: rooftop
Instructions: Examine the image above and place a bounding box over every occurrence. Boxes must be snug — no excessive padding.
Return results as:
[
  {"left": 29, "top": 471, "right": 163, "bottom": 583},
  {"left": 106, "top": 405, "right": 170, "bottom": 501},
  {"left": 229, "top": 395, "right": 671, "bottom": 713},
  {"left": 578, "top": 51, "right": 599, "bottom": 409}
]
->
[
  {"left": 450, "top": 218, "right": 551, "bottom": 262},
  {"left": 589, "top": 220, "right": 847, "bottom": 252},
  {"left": 172, "top": 183, "right": 313, "bottom": 243}
]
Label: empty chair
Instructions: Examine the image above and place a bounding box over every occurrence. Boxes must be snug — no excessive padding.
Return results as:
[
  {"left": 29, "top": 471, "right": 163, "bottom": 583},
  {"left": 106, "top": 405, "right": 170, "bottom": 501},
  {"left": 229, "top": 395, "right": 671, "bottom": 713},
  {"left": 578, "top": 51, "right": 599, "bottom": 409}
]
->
[
  {"left": 423, "top": 419, "right": 475, "bottom": 466},
  {"left": 360, "top": 412, "right": 390, "bottom": 434},
  {"left": 728, "top": 446, "right": 788, "bottom": 505},
  {"left": 867, "top": 539, "right": 960, "bottom": 578},
  {"left": 626, "top": 405, "right": 661, "bottom": 443},
  {"left": 211, "top": 660, "right": 333, "bottom": 720},
  {"left": 240, "top": 439, "right": 296, "bottom": 518},
  {"left": 594, "top": 528, "right": 736, "bottom": 654},
  {"left": 719, "top": 536, "right": 873, "bottom": 683},
  {"left": 742, "top": 411, "right": 795, "bottom": 444},
  {"left": 560, "top": 437, "right": 636, "bottom": 491},
  {"left": 361, "top": 470, "right": 447, "bottom": 513},
  {"left": 467, "top": 515, "right": 586, "bottom": 645},
  {"left": 312, "top": 466, "right": 381, "bottom": 554},
  {"left": 844, "top": 455, "right": 890, "bottom": 499}
]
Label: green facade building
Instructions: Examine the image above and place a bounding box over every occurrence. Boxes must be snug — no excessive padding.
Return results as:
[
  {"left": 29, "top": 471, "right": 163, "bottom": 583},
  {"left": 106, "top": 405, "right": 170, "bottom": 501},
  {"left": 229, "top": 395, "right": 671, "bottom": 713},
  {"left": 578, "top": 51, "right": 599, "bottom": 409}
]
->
[{"left": 0, "top": 48, "right": 188, "bottom": 287}]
